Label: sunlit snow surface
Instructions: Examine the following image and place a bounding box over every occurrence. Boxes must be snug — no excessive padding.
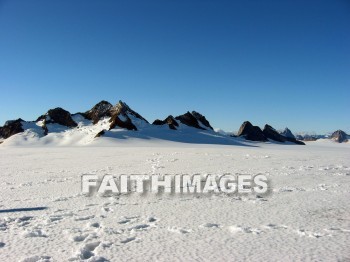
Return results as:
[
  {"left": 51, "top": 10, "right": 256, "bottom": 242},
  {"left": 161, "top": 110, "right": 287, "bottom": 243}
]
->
[{"left": 0, "top": 140, "right": 349, "bottom": 261}]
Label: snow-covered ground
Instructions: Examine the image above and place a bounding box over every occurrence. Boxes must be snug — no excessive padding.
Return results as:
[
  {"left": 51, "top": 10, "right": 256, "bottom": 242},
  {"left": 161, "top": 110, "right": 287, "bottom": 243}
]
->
[{"left": 0, "top": 141, "right": 349, "bottom": 261}]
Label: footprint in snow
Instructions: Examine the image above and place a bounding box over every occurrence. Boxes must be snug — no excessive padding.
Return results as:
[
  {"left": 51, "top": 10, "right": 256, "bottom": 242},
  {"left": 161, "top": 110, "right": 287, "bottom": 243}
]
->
[
  {"left": 325, "top": 227, "right": 350, "bottom": 233},
  {"left": 23, "top": 228, "right": 48, "bottom": 238},
  {"left": 117, "top": 216, "right": 140, "bottom": 225},
  {"left": 101, "top": 206, "right": 113, "bottom": 213},
  {"left": 147, "top": 216, "right": 157, "bottom": 223},
  {"left": 73, "top": 241, "right": 102, "bottom": 260},
  {"left": 118, "top": 219, "right": 131, "bottom": 224},
  {"left": 295, "top": 229, "right": 329, "bottom": 238},
  {"left": 20, "top": 255, "right": 53, "bottom": 262},
  {"left": 168, "top": 227, "right": 191, "bottom": 234},
  {"left": 71, "top": 233, "right": 89, "bottom": 242},
  {"left": 199, "top": 223, "right": 220, "bottom": 228},
  {"left": 74, "top": 215, "right": 95, "bottom": 221},
  {"left": 88, "top": 222, "right": 101, "bottom": 228},
  {"left": 128, "top": 224, "right": 150, "bottom": 231},
  {"left": 229, "top": 225, "right": 263, "bottom": 235},
  {"left": 45, "top": 215, "right": 64, "bottom": 224},
  {"left": 53, "top": 196, "right": 69, "bottom": 202},
  {"left": 263, "top": 224, "right": 288, "bottom": 230},
  {"left": 120, "top": 237, "right": 137, "bottom": 244}
]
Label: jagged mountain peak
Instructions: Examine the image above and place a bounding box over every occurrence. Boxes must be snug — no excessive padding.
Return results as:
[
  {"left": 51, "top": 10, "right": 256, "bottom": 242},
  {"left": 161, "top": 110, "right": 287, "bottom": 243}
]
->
[
  {"left": 85, "top": 100, "right": 113, "bottom": 124},
  {"left": 331, "top": 130, "right": 348, "bottom": 143},
  {"left": 153, "top": 115, "right": 179, "bottom": 130},
  {"left": 237, "top": 121, "right": 267, "bottom": 142},
  {"left": 112, "top": 100, "right": 149, "bottom": 123},
  {"left": 175, "top": 112, "right": 203, "bottom": 130},
  {"left": 191, "top": 111, "right": 213, "bottom": 130},
  {"left": 109, "top": 101, "right": 149, "bottom": 131},
  {"left": 280, "top": 127, "right": 296, "bottom": 139},
  {"left": 263, "top": 124, "right": 304, "bottom": 145}
]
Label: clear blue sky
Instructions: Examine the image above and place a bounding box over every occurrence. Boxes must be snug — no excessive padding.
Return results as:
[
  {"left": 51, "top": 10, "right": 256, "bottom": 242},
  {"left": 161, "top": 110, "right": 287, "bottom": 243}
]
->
[{"left": 0, "top": 0, "right": 349, "bottom": 133}]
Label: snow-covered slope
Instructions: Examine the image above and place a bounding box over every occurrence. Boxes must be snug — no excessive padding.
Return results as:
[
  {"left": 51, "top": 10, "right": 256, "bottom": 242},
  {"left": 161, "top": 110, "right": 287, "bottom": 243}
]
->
[{"left": 0, "top": 142, "right": 349, "bottom": 261}]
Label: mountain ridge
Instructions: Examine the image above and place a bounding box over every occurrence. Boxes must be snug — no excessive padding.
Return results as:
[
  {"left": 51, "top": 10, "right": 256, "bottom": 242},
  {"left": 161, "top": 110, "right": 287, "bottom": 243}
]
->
[{"left": 0, "top": 100, "right": 347, "bottom": 145}]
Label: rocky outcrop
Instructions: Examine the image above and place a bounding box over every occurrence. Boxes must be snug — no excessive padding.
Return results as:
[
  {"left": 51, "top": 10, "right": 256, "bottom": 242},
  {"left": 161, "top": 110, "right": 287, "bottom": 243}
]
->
[
  {"left": 280, "top": 127, "right": 295, "bottom": 139},
  {"left": 263, "top": 125, "right": 286, "bottom": 142},
  {"left": 0, "top": 118, "right": 24, "bottom": 139},
  {"left": 263, "top": 125, "right": 305, "bottom": 145},
  {"left": 84, "top": 101, "right": 113, "bottom": 124},
  {"left": 153, "top": 115, "right": 179, "bottom": 130},
  {"left": 37, "top": 108, "right": 77, "bottom": 127},
  {"left": 175, "top": 112, "right": 205, "bottom": 130},
  {"left": 95, "top": 130, "right": 106, "bottom": 138},
  {"left": 191, "top": 111, "right": 213, "bottom": 130},
  {"left": 331, "top": 130, "right": 348, "bottom": 143},
  {"left": 109, "top": 101, "right": 149, "bottom": 131},
  {"left": 237, "top": 121, "right": 267, "bottom": 141}
]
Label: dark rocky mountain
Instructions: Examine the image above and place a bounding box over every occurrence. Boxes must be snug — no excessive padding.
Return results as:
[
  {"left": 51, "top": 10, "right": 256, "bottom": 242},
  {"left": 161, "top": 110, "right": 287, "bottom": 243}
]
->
[
  {"left": 153, "top": 115, "right": 179, "bottom": 130},
  {"left": 175, "top": 112, "right": 205, "bottom": 130},
  {"left": 263, "top": 125, "right": 305, "bottom": 145},
  {"left": 280, "top": 128, "right": 295, "bottom": 139},
  {"left": 191, "top": 111, "right": 213, "bottom": 130},
  {"left": 84, "top": 100, "right": 113, "bottom": 124},
  {"left": 0, "top": 118, "right": 24, "bottom": 139},
  {"left": 331, "top": 130, "right": 348, "bottom": 143},
  {"left": 237, "top": 121, "right": 267, "bottom": 141},
  {"left": 109, "top": 101, "right": 149, "bottom": 131},
  {"left": 37, "top": 108, "right": 77, "bottom": 128},
  {"left": 263, "top": 125, "right": 286, "bottom": 143},
  {"left": 175, "top": 111, "right": 213, "bottom": 130}
]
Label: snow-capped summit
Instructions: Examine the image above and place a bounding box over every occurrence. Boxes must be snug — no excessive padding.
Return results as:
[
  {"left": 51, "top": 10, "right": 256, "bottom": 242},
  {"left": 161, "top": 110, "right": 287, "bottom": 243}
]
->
[
  {"left": 109, "top": 101, "right": 149, "bottom": 131},
  {"left": 280, "top": 127, "right": 296, "bottom": 139}
]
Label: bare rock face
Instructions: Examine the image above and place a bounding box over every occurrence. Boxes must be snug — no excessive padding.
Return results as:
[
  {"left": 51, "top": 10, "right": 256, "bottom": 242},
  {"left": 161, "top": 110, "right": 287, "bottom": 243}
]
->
[
  {"left": 191, "top": 111, "right": 213, "bottom": 130},
  {"left": 37, "top": 108, "right": 77, "bottom": 128},
  {"left": 263, "top": 124, "right": 286, "bottom": 142},
  {"left": 84, "top": 101, "right": 113, "bottom": 124},
  {"left": 263, "top": 125, "right": 305, "bottom": 145},
  {"left": 237, "top": 121, "right": 267, "bottom": 141},
  {"left": 331, "top": 130, "right": 348, "bottom": 143},
  {"left": 153, "top": 115, "right": 179, "bottom": 130},
  {"left": 0, "top": 119, "right": 24, "bottom": 139},
  {"left": 94, "top": 130, "right": 106, "bottom": 138},
  {"left": 280, "top": 127, "right": 296, "bottom": 139},
  {"left": 109, "top": 101, "right": 149, "bottom": 131},
  {"left": 175, "top": 112, "right": 205, "bottom": 130}
]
